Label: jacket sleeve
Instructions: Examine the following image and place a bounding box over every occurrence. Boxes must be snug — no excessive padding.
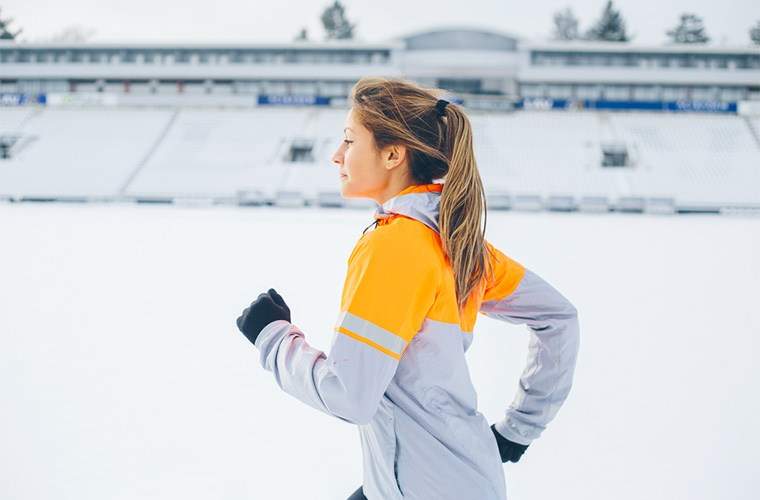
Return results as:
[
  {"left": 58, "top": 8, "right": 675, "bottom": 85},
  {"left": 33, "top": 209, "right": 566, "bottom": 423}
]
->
[
  {"left": 479, "top": 241, "right": 580, "bottom": 446},
  {"left": 253, "top": 228, "right": 438, "bottom": 425}
]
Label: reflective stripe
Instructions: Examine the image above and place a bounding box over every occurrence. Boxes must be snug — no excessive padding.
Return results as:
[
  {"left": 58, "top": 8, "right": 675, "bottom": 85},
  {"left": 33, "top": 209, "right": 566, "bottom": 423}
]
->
[{"left": 335, "top": 310, "right": 407, "bottom": 359}]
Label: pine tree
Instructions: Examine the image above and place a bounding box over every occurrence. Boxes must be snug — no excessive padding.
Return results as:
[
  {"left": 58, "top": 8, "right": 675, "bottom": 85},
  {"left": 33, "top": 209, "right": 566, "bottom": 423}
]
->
[
  {"left": 0, "top": 7, "right": 23, "bottom": 40},
  {"left": 666, "top": 13, "right": 710, "bottom": 43},
  {"left": 750, "top": 20, "right": 760, "bottom": 45},
  {"left": 584, "top": 0, "right": 630, "bottom": 42},
  {"left": 552, "top": 7, "right": 580, "bottom": 41},
  {"left": 321, "top": 1, "right": 356, "bottom": 40},
  {"left": 294, "top": 27, "right": 309, "bottom": 41}
]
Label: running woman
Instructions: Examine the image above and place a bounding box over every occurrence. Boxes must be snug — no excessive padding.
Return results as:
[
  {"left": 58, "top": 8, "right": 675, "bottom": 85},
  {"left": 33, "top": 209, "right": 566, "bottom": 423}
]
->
[{"left": 236, "top": 77, "right": 581, "bottom": 500}]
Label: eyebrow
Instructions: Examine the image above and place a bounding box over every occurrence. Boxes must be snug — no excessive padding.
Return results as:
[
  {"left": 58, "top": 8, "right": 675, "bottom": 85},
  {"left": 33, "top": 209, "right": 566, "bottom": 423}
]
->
[{"left": 343, "top": 127, "right": 353, "bottom": 132}]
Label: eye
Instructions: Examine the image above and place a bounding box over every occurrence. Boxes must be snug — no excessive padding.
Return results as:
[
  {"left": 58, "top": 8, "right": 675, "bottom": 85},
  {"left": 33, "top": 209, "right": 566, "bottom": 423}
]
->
[{"left": 343, "top": 139, "right": 353, "bottom": 146}]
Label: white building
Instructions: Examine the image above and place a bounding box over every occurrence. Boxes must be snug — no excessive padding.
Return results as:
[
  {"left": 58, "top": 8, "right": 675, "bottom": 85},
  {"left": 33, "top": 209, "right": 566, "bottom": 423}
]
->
[
  {"left": 1, "top": 28, "right": 759, "bottom": 213},
  {"left": 1, "top": 27, "right": 758, "bottom": 104}
]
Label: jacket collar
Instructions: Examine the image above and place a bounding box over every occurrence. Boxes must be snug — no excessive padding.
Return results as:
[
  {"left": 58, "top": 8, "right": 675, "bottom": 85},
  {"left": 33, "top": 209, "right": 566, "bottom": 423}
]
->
[{"left": 373, "top": 183, "right": 443, "bottom": 234}]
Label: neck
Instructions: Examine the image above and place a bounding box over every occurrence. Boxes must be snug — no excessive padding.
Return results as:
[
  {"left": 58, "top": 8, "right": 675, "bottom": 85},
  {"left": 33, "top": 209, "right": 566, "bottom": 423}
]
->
[{"left": 373, "top": 177, "right": 416, "bottom": 206}]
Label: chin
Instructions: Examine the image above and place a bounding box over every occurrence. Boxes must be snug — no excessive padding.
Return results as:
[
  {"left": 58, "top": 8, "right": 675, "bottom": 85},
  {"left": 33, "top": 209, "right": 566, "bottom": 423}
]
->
[{"left": 340, "top": 182, "right": 354, "bottom": 198}]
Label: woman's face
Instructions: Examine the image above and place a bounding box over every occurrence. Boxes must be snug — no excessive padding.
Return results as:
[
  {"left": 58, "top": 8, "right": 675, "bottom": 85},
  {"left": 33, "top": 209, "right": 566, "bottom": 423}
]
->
[{"left": 331, "top": 107, "right": 390, "bottom": 202}]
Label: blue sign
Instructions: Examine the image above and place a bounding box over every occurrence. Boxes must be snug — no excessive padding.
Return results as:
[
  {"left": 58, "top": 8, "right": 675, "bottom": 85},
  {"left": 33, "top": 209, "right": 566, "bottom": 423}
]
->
[
  {"left": 0, "top": 93, "right": 47, "bottom": 106},
  {"left": 258, "top": 95, "right": 331, "bottom": 106},
  {"left": 516, "top": 98, "right": 737, "bottom": 114},
  {"left": 668, "top": 100, "right": 736, "bottom": 113}
]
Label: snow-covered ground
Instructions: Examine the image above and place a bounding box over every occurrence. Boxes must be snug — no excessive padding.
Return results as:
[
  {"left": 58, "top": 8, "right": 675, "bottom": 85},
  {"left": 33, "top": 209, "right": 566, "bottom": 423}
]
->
[{"left": 1, "top": 203, "right": 758, "bottom": 500}]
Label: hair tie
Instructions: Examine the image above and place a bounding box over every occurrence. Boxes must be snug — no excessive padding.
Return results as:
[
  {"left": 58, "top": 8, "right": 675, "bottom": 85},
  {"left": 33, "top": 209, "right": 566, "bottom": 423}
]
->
[{"left": 435, "top": 99, "right": 449, "bottom": 117}]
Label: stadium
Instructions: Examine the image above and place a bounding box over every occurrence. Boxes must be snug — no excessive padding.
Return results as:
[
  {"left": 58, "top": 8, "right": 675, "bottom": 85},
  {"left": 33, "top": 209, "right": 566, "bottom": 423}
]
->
[
  {"left": 2, "top": 27, "right": 759, "bottom": 213},
  {"left": 2, "top": 6, "right": 760, "bottom": 500}
]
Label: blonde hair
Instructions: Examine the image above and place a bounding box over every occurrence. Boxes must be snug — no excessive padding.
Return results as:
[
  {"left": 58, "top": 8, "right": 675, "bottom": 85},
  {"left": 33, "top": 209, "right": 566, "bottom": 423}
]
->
[{"left": 349, "top": 77, "right": 494, "bottom": 313}]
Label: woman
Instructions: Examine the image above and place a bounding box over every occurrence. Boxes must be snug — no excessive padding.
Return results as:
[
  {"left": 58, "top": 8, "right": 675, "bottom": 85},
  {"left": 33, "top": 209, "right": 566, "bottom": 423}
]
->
[{"left": 236, "top": 77, "right": 580, "bottom": 500}]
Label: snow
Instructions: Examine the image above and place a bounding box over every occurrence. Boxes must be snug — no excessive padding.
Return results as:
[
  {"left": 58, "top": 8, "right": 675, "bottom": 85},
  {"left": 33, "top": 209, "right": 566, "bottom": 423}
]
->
[{"left": 0, "top": 202, "right": 758, "bottom": 499}]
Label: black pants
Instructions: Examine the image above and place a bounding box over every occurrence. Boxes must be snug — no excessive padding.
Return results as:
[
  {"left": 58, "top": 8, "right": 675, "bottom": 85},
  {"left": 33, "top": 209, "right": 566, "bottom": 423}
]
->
[{"left": 346, "top": 485, "right": 368, "bottom": 500}]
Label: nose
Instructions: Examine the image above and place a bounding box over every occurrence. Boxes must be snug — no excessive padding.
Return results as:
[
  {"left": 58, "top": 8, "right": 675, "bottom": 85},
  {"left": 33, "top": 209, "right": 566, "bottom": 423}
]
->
[{"left": 331, "top": 143, "right": 343, "bottom": 167}]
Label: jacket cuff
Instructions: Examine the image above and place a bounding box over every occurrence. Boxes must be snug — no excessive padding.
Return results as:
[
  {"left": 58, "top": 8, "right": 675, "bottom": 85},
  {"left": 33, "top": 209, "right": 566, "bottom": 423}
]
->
[
  {"left": 253, "top": 319, "right": 292, "bottom": 351},
  {"left": 493, "top": 417, "right": 534, "bottom": 446}
]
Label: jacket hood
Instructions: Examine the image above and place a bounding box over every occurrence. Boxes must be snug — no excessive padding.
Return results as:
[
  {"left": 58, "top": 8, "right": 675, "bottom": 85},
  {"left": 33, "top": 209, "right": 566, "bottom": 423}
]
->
[{"left": 372, "top": 183, "right": 443, "bottom": 234}]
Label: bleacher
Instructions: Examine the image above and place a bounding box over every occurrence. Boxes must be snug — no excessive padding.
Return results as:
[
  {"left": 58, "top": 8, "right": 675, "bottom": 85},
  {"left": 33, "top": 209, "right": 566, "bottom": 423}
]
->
[
  {"left": 0, "top": 108, "right": 174, "bottom": 200},
  {"left": 474, "top": 111, "right": 618, "bottom": 208},
  {"left": 125, "top": 108, "right": 305, "bottom": 201},
  {"left": 608, "top": 113, "right": 760, "bottom": 209},
  {"left": 1, "top": 106, "right": 759, "bottom": 212}
]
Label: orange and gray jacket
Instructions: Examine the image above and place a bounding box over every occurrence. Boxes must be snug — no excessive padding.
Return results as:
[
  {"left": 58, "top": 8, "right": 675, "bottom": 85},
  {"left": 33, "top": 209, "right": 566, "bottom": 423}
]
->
[{"left": 254, "top": 183, "right": 580, "bottom": 500}]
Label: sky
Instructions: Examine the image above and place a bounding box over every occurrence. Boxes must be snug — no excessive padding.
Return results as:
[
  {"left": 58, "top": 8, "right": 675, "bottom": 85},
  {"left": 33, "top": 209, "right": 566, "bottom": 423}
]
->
[
  {"left": 1, "top": 203, "right": 758, "bottom": 499},
  {"left": 2, "top": 0, "right": 759, "bottom": 46}
]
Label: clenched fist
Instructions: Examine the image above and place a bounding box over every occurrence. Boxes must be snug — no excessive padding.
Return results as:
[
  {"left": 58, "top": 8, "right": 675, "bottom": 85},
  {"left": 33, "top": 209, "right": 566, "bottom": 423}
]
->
[
  {"left": 236, "top": 288, "right": 291, "bottom": 346},
  {"left": 490, "top": 423, "right": 529, "bottom": 463}
]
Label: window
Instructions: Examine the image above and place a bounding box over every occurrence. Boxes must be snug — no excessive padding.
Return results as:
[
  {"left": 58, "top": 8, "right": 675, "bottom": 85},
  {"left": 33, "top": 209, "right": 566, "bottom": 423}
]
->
[
  {"left": 632, "top": 85, "right": 659, "bottom": 101},
  {"left": 437, "top": 78, "right": 482, "bottom": 94},
  {"left": 0, "top": 134, "right": 34, "bottom": 160},
  {"left": 603, "top": 85, "right": 630, "bottom": 100},
  {"left": 601, "top": 143, "right": 629, "bottom": 168},
  {"left": 691, "top": 86, "right": 719, "bottom": 100},
  {"left": 576, "top": 84, "right": 601, "bottom": 99},
  {"left": 0, "top": 135, "right": 18, "bottom": 159},
  {"left": 720, "top": 87, "right": 745, "bottom": 101},
  {"left": 662, "top": 86, "right": 689, "bottom": 100},
  {"left": 286, "top": 139, "right": 315, "bottom": 163},
  {"left": 519, "top": 84, "right": 545, "bottom": 99},
  {"left": 547, "top": 84, "right": 572, "bottom": 99}
]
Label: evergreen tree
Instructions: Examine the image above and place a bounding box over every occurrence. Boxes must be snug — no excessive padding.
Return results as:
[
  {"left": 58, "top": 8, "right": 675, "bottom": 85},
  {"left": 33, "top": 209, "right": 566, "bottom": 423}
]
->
[
  {"left": 667, "top": 13, "right": 710, "bottom": 43},
  {"left": 0, "top": 7, "right": 23, "bottom": 40},
  {"left": 321, "top": 1, "right": 356, "bottom": 40},
  {"left": 294, "top": 27, "right": 309, "bottom": 41},
  {"left": 552, "top": 7, "right": 580, "bottom": 41},
  {"left": 584, "top": 0, "right": 630, "bottom": 42},
  {"left": 750, "top": 20, "right": 760, "bottom": 45}
]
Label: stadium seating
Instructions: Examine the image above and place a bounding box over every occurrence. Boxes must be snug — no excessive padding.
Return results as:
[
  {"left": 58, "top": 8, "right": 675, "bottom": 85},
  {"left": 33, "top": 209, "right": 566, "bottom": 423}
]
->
[
  {"left": 1, "top": 106, "right": 758, "bottom": 211},
  {"left": 608, "top": 113, "right": 760, "bottom": 209},
  {"left": 0, "top": 108, "right": 174, "bottom": 199}
]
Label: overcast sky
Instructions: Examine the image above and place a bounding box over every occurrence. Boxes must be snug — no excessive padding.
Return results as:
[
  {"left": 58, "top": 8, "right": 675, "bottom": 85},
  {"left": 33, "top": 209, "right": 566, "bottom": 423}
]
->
[{"left": 2, "top": 0, "right": 759, "bottom": 46}]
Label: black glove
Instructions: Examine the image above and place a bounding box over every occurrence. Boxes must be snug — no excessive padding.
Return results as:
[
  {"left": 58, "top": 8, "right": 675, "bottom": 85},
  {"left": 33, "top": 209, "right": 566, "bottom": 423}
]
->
[
  {"left": 236, "top": 288, "right": 291, "bottom": 346},
  {"left": 490, "top": 423, "right": 529, "bottom": 463}
]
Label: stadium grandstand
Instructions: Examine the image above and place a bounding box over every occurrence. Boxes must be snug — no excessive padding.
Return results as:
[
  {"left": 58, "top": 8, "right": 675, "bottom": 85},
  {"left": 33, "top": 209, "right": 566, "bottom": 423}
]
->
[{"left": 1, "top": 28, "right": 759, "bottom": 214}]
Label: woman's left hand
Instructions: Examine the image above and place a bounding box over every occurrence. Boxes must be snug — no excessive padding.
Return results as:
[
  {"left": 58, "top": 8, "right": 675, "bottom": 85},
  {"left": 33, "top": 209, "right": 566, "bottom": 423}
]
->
[
  {"left": 236, "top": 288, "right": 291, "bottom": 346},
  {"left": 490, "top": 423, "right": 530, "bottom": 463}
]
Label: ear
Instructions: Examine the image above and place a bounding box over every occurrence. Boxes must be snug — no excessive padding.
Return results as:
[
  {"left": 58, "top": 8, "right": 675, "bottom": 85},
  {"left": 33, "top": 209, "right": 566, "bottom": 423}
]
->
[{"left": 383, "top": 143, "right": 407, "bottom": 172}]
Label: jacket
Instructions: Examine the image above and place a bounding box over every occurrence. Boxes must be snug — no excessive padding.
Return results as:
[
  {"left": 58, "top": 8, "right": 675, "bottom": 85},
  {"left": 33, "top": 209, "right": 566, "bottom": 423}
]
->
[{"left": 254, "top": 182, "right": 581, "bottom": 499}]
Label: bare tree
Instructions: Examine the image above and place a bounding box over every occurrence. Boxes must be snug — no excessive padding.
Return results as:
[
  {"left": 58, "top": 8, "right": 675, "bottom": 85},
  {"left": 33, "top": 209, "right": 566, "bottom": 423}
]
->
[
  {"left": 750, "top": 20, "right": 760, "bottom": 45},
  {"left": 321, "top": 1, "right": 356, "bottom": 40},
  {"left": 667, "top": 13, "right": 710, "bottom": 44},
  {"left": 44, "top": 25, "right": 97, "bottom": 43},
  {"left": 552, "top": 7, "right": 580, "bottom": 41}
]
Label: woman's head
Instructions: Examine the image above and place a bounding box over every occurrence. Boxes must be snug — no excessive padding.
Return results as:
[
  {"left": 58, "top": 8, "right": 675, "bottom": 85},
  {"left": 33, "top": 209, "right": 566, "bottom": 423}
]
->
[
  {"left": 333, "top": 77, "right": 493, "bottom": 312},
  {"left": 332, "top": 106, "right": 412, "bottom": 203}
]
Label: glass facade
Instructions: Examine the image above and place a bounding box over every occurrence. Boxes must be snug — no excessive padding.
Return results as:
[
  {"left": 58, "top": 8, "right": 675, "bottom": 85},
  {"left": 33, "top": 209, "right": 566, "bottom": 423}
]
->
[
  {"left": 0, "top": 48, "right": 392, "bottom": 65},
  {"left": 530, "top": 50, "right": 760, "bottom": 70},
  {"left": 0, "top": 43, "right": 756, "bottom": 102},
  {"left": 519, "top": 83, "right": 748, "bottom": 102}
]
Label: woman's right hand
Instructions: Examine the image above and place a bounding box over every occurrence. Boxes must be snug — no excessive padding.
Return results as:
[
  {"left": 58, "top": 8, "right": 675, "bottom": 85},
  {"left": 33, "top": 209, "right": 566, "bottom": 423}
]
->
[{"left": 236, "top": 288, "right": 291, "bottom": 346}]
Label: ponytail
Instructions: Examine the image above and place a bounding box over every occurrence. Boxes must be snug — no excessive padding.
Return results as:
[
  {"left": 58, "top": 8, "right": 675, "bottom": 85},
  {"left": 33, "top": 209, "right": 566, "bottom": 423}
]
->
[{"left": 438, "top": 104, "right": 494, "bottom": 312}]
